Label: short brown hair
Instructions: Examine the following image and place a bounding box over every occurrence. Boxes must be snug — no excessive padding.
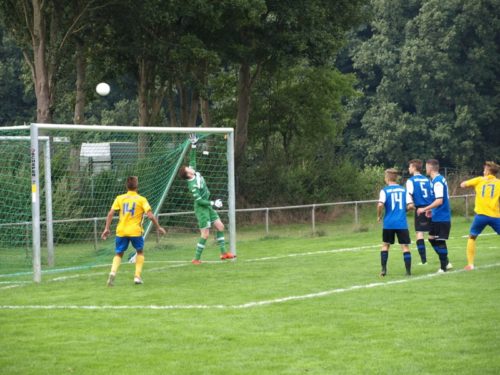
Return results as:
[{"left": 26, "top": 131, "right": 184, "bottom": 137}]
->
[
  {"left": 178, "top": 166, "right": 190, "bottom": 180},
  {"left": 426, "top": 159, "right": 439, "bottom": 171},
  {"left": 126, "top": 176, "right": 138, "bottom": 190},
  {"left": 409, "top": 159, "right": 423, "bottom": 172},
  {"left": 485, "top": 161, "right": 500, "bottom": 175},
  {"left": 385, "top": 168, "right": 399, "bottom": 182}
]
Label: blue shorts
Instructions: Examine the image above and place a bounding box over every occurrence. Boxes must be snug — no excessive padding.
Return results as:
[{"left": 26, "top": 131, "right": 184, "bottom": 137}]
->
[
  {"left": 470, "top": 215, "right": 500, "bottom": 236},
  {"left": 115, "top": 236, "right": 144, "bottom": 254}
]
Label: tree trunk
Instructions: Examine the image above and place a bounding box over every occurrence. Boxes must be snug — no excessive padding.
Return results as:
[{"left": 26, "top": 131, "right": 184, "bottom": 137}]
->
[
  {"left": 73, "top": 40, "right": 86, "bottom": 125},
  {"left": 32, "top": 0, "right": 51, "bottom": 123},
  {"left": 178, "top": 81, "right": 190, "bottom": 127},
  {"left": 69, "top": 39, "right": 87, "bottom": 178},
  {"left": 235, "top": 62, "right": 252, "bottom": 170},
  {"left": 167, "top": 81, "right": 178, "bottom": 127},
  {"left": 187, "top": 90, "right": 200, "bottom": 128},
  {"left": 200, "top": 95, "right": 211, "bottom": 127},
  {"left": 138, "top": 58, "right": 150, "bottom": 156}
]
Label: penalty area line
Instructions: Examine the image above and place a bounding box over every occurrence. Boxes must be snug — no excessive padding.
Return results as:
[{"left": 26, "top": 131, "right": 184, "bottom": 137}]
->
[{"left": 1, "top": 263, "right": 499, "bottom": 311}]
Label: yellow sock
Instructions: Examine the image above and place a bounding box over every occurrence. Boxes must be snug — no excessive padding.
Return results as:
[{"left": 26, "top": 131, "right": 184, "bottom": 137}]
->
[
  {"left": 466, "top": 238, "right": 476, "bottom": 266},
  {"left": 135, "top": 254, "right": 145, "bottom": 278},
  {"left": 111, "top": 255, "right": 122, "bottom": 274}
]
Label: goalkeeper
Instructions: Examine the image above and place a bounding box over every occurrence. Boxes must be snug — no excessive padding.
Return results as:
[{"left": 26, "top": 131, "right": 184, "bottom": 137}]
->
[{"left": 178, "top": 134, "right": 235, "bottom": 264}]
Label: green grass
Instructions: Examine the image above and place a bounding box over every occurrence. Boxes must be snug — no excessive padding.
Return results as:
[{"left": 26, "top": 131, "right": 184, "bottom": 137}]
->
[{"left": 1, "top": 217, "right": 499, "bottom": 374}]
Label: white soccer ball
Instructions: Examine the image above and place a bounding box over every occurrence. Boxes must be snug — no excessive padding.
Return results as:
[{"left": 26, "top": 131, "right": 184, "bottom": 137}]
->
[{"left": 96, "top": 82, "right": 110, "bottom": 96}]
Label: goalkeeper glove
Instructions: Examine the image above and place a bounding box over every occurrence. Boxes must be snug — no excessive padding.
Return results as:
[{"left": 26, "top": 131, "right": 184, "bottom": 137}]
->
[
  {"left": 189, "top": 133, "right": 198, "bottom": 148},
  {"left": 211, "top": 199, "right": 223, "bottom": 208}
]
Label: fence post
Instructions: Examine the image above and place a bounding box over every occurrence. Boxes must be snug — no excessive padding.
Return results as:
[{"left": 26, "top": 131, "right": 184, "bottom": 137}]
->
[
  {"left": 265, "top": 208, "right": 270, "bottom": 234},
  {"left": 354, "top": 202, "right": 359, "bottom": 226},
  {"left": 93, "top": 218, "right": 98, "bottom": 251},
  {"left": 312, "top": 204, "right": 316, "bottom": 234},
  {"left": 465, "top": 195, "right": 469, "bottom": 219}
]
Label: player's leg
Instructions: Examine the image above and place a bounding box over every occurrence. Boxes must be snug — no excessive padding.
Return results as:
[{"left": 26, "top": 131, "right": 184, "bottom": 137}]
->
[
  {"left": 108, "top": 237, "right": 129, "bottom": 286},
  {"left": 428, "top": 222, "right": 449, "bottom": 271},
  {"left": 465, "top": 215, "right": 498, "bottom": 270},
  {"left": 414, "top": 210, "right": 428, "bottom": 264},
  {"left": 429, "top": 222, "right": 451, "bottom": 272},
  {"left": 415, "top": 232, "right": 427, "bottom": 265},
  {"left": 397, "top": 229, "right": 412, "bottom": 276},
  {"left": 211, "top": 210, "right": 234, "bottom": 260},
  {"left": 131, "top": 237, "right": 145, "bottom": 284},
  {"left": 192, "top": 208, "right": 210, "bottom": 264},
  {"left": 465, "top": 235, "right": 478, "bottom": 271},
  {"left": 380, "top": 229, "right": 394, "bottom": 277}
]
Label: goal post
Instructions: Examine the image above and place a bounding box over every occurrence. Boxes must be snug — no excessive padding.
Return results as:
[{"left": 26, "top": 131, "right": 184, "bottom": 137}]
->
[{"left": 1, "top": 124, "right": 236, "bottom": 282}]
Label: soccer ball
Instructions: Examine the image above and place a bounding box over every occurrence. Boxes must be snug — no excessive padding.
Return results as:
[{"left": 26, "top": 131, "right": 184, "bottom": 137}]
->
[{"left": 96, "top": 82, "right": 110, "bottom": 96}]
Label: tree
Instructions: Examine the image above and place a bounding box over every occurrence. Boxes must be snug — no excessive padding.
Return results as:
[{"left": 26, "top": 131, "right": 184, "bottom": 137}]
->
[
  {"left": 343, "top": 0, "right": 500, "bottom": 167},
  {"left": 208, "top": 0, "right": 366, "bottom": 169},
  {"left": 0, "top": 0, "right": 110, "bottom": 123},
  {"left": 0, "top": 25, "right": 35, "bottom": 125}
]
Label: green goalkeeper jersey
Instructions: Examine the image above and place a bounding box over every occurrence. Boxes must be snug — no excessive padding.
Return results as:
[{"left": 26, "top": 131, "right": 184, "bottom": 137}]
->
[{"left": 187, "top": 148, "right": 212, "bottom": 207}]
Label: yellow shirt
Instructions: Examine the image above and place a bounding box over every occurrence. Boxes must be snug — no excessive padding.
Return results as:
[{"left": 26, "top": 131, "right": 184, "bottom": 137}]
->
[
  {"left": 111, "top": 191, "right": 152, "bottom": 237},
  {"left": 464, "top": 175, "right": 500, "bottom": 218}
]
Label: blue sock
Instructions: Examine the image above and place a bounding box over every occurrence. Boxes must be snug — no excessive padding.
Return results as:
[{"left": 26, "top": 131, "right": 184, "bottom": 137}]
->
[
  {"left": 435, "top": 242, "right": 448, "bottom": 271},
  {"left": 416, "top": 239, "right": 426, "bottom": 263},
  {"left": 381, "top": 250, "right": 389, "bottom": 273},
  {"left": 428, "top": 239, "right": 439, "bottom": 255},
  {"left": 403, "top": 252, "right": 412, "bottom": 274}
]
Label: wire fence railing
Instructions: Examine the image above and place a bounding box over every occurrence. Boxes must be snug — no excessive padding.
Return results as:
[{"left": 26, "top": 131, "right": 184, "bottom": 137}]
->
[{"left": 1, "top": 194, "right": 475, "bottom": 251}]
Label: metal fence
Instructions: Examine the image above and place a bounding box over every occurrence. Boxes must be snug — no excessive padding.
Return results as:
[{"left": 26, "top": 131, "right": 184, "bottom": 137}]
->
[{"left": 0, "top": 194, "right": 475, "bottom": 251}]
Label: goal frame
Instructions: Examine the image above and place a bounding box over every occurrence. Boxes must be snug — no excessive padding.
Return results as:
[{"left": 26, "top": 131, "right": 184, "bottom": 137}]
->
[{"left": 28, "top": 123, "right": 236, "bottom": 282}]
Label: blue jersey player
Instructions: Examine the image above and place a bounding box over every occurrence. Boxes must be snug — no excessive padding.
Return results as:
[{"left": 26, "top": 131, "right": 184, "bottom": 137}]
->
[
  {"left": 417, "top": 159, "right": 452, "bottom": 272},
  {"left": 406, "top": 159, "right": 434, "bottom": 265},
  {"left": 377, "top": 169, "right": 414, "bottom": 277}
]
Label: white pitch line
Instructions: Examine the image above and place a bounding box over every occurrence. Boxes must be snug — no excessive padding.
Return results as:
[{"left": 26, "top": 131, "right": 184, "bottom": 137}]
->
[
  {"left": 243, "top": 245, "right": 379, "bottom": 262},
  {"left": 0, "top": 231, "right": 492, "bottom": 279},
  {"left": 0, "top": 242, "right": 492, "bottom": 285},
  {"left": 461, "top": 233, "right": 497, "bottom": 238},
  {"left": 1, "top": 263, "right": 499, "bottom": 311}
]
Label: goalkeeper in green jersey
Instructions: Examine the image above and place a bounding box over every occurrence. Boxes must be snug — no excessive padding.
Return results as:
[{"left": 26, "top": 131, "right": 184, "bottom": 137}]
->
[{"left": 178, "top": 134, "right": 235, "bottom": 264}]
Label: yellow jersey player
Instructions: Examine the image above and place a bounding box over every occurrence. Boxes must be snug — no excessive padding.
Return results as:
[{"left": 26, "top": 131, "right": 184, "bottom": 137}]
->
[
  {"left": 460, "top": 161, "right": 500, "bottom": 270},
  {"left": 101, "top": 176, "right": 166, "bottom": 286}
]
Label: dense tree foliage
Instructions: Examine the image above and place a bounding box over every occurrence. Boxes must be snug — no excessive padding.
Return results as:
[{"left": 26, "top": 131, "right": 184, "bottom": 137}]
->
[
  {"left": 1, "top": 0, "right": 498, "bottom": 205},
  {"left": 341, "top": 0, "right": 500, "bottom": 168}
]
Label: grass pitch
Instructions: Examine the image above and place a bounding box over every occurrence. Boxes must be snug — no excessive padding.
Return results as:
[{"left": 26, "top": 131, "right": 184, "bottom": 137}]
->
[{"left": 0, "top": 217, "right": 499, "bottom": 374}]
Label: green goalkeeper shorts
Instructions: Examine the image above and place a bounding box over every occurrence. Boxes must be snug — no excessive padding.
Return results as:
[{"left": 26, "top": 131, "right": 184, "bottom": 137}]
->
[{"left": 195, "top": 205, "right": 220, "bottom": 229}]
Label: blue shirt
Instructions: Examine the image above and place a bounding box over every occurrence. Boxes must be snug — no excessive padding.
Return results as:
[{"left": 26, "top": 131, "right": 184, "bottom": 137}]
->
[
  {"left": 406, "top": 174, "right": 434, "bottom": 207},
  {"left": 430, "top": 174, "right": 451, "bottom": 222},
  {"left": 379, "top": 185, "right": 412, "bottom": 229}
]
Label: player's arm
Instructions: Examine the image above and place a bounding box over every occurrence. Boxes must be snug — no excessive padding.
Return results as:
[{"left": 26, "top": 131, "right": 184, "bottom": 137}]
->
[
  {"left": 377, "top": 203, "right": 384, "bottom": 223},
  {"left": 191, "top": 187, "right": 222, "bottom": 208},
  {"left": 460, "top": 177, "right": 479, "bottom": 189},
  {"left": 417, "top": 181, "right": 445, "bottom": 214},
  {"left": 417, "top": 198, "right": 443, "bottom": 215},
  {"left": 406, "top": 192, "right": 415, "bottom": 211},
  {"left": 101, "top": 208, "right": 116, "bottom": 240},
  {"left": 405, "top": 179, "right": 414, "bottom": 198},
  {"left": 146, "top": 210, "right": 166, "bottom": 235},
  {"left": 377, "top": 189, "right": 385, "bottom": 222},
  {"left": 188, "top": 134, "right": 198, "bottom": 170}
]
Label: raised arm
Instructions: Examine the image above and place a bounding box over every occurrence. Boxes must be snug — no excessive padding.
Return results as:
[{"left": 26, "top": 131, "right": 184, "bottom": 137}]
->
[{"left": 188, "top": 133, "right": 198, "bottom": 170}]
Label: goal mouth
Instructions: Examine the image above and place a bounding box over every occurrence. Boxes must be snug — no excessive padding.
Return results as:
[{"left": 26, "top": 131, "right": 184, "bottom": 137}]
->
[{"left": 0, "top": 124, "right": 236, "bottom": 282}]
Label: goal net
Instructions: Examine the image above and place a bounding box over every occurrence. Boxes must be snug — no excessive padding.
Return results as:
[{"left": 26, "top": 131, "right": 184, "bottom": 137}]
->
[{"left": 0, "top": 124, "right": 236, "bottom": 282}]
